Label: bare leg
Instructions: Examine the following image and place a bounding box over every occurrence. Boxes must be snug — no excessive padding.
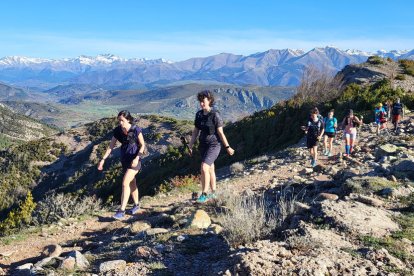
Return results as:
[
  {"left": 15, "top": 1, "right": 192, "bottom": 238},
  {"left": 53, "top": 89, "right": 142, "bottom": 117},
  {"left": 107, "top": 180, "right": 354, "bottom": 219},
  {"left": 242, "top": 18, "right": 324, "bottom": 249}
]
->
[
  {"left": 323, "top": 135, "right": 328, "bottom": 153},
  {"left": 129, "top": 177, "right": 139, "bottom": 205},
  {"left": 329, "top": 137, "right": 333, "bottom": 153},
  {"left": 120, "top": 169, "right": 139, "bottom": 211},
  {"left": 350, "top": 138, "right": 355, "bottom": 153},
  {"left": 201, "top": 162, "right": 211, "bottom": 194},
  {"left": 209, "top": 163, "right": 216, "bottom": 192},
  {"left": 314, "top": 146, "right": 318, "bottom": 161}
]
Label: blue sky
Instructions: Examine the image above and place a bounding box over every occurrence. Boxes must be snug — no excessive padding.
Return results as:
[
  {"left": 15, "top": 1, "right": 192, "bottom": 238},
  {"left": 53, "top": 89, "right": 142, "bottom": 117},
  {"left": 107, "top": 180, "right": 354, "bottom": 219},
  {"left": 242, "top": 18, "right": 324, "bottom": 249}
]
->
[{"left": 0, "top": 0, "right": 413, "bottom": 60}]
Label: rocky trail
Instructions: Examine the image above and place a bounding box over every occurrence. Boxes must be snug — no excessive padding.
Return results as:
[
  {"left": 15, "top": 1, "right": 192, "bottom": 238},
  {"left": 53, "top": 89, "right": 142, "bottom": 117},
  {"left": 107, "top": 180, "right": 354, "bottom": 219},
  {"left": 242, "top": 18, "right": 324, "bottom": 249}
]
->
[{"left": 1, "top": 114, "right": 414, "bottom": 275}]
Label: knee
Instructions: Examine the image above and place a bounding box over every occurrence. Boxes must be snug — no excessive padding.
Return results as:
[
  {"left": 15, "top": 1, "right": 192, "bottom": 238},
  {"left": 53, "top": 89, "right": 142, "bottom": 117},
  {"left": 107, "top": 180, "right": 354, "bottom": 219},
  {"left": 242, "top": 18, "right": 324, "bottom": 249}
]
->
[{"left": 201, "top": 163, "right": 210, "bottom": 173}]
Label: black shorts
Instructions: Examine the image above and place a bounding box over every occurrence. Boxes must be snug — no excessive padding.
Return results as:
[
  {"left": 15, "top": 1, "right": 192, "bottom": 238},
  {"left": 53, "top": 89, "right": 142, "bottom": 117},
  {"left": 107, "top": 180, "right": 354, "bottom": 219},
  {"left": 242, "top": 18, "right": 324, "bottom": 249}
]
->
[
  {"left": 307, "top": 136, "right": 318, "bottom": 149},
  {"left": 121, "top": 159, "right": 142, "bottom": 173},
  {"left": 199, "top": 143, "right": 221, "bottom": 166},
  {"left": 324, "top": 132, "right": 335, "bottom": 138}
]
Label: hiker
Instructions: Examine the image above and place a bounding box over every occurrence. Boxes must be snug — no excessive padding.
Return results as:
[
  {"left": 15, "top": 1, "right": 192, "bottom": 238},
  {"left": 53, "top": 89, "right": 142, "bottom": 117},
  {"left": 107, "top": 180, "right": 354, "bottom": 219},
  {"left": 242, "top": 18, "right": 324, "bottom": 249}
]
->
[
  {"left": 188, "top": 90, "right": 235, "bottom": 203},
  {"left": 341, "top": 109, "right": 362, "bottom": 156},
  {"left": 303, "top": 109, "right": 324, "bottom": 167},
  {"left": 374, "top": 103, "right": 387, "bottom": 135},
  {"left": 97, "top": 110, "right": 145, "bottom": 220},
  {"left": 391, "top": 98, "right": 404, "bottom": 131},
  {"left": 385, "top": 100, "right": 392, "bottom": 120},
  {"left": 323, "top": 109, "right": 337, "bottom": 157}
]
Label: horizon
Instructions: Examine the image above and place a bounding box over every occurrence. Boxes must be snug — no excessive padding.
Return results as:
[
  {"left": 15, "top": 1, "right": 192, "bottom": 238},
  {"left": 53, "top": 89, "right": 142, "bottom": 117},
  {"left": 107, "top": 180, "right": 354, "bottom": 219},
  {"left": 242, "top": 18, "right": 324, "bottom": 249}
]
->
[
  {"left": 1, "top": 1, "right": 413, "bottom": 60},
  {"left": 0, "top": 46, "right": 412, "bottom": 62}
]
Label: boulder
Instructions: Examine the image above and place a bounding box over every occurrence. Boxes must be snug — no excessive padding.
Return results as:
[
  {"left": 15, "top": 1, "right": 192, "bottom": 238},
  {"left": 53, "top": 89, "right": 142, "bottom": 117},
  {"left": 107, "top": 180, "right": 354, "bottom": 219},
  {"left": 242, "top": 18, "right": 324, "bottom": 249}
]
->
[
  {"left": 375, "top": 144, "right": 399, "bottom": 159},
  {"left": 59, "top": 256, "right": 76, "bottom": 271},
  {"left": 319, "top": 200, "right": 399, "bottom": 237},
  {"left": 187, "top": 209, "right": 211, "bottom": 229},
  {"left": 34, "top": 257, "right": 57, "bottom": 268},
  {"left": 317, "top": 193, "right": 339, "bottom": 201},
  {"left": 145, "top": 228, "right": 169, "bottom": 236},
  {"left": 99, "top": 260, "right": 127, "bottom": 273},
  {"left": 42, "top": 244, "right": 62, "bottom": 258},
  {"left": 67, "top": 250, "right": 89, "bottom": 270},
  {"left": 209, "top": 224, "right": 224, "bottom": 234},
  {"left": 355, "top": 194, "right": 384, "bottom": 207},
  {"left": 391, "top": 159, "right": 414, "bottom": 180},
  {"left": 130, "top": 220, "right": 152, "bottom": 234}
]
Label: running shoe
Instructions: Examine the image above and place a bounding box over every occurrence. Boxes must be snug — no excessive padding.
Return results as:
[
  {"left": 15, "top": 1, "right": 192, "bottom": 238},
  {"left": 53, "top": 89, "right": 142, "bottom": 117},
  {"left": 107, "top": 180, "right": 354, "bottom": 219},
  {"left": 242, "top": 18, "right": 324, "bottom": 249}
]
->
[
  {"left": 311, "top": 160, "right": 317, "bottom": 167},
  {"left": 126, "top": 204, "right": 140, "bottom": 215},
  {"left": 197, "top": 194, "right": 208, "bottom": 203},
  {"left": 113, "top": 210, "right": 125, "bottom": 220}
]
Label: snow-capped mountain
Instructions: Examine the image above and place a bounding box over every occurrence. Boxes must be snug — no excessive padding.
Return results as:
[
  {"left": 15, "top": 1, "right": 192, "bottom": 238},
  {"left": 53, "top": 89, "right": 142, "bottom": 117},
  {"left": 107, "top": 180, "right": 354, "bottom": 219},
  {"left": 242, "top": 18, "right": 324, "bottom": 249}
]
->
[{"left": 0, "top": 47, "right": 412, "bottom": 88}]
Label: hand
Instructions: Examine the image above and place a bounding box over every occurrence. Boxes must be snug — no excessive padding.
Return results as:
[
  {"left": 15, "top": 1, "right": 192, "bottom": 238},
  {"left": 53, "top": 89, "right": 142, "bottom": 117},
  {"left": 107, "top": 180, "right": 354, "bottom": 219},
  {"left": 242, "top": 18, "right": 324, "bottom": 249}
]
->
[
  {"left": 317, "top": 136, "right": 322, "bottom": 140},
  {"left": 188, "top": 148, "right": 193, "bottom": 157},
  {"left": 98, "top": 159, "right": 105, "bottom": 170},
  {"left": 226, "top": 147, "right": 235, "bottom": 156}
]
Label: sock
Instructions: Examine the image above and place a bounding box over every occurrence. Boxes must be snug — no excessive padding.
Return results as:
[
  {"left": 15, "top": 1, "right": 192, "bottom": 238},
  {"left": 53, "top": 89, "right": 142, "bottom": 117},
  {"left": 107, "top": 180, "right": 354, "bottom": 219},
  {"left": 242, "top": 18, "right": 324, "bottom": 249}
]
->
[{"left": 345, "top": 145, "right": 350, "bottom": 154}]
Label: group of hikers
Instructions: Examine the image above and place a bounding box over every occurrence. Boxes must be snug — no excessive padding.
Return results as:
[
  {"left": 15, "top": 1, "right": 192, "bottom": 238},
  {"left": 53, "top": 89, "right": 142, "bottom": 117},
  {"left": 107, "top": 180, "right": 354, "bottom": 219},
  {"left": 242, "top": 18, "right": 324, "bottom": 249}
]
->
[
  {"left": 97, "top": 90, "right": 404, "bottom": 219},
  {"left": 303, "top": 98, "right": 405, "bottom": 167},
  {"left": 97, "top": 90, "right": 234, "bottom": 220}
]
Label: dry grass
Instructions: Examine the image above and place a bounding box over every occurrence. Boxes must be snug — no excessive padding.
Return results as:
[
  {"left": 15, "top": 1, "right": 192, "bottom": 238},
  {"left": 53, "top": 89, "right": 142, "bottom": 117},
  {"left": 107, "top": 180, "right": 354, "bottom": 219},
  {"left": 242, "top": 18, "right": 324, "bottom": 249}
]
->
[
  {"left": 217, "top": 193, "right": 277, "bottom": 247},
  {"left": 229, "top": 162, "right": 245, "bottom": 175},
  {"left": 215, "top": 187, "right": 299, "bottom": 247},
  {"left": 33, "top": 193, "right": 102, "bottom": 225}
]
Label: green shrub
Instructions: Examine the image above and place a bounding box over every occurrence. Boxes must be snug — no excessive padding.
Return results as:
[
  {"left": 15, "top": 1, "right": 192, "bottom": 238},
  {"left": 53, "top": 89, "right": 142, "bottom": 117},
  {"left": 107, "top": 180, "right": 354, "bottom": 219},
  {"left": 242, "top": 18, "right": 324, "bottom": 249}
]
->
[
  {"left": 158, "top": 174, "right": 199, "bottom": 194},
  {"left": 395, "top": 74, "right": 406, "bottom": 81},
  {"left": 368, "top": 56, "right": 385, "bottom": 65},
  {"left": 399, "top": 59, "right": 414, "bottom": 76},
  {"left": 0, "top": 191, "right": 36, "bottom": 235}
]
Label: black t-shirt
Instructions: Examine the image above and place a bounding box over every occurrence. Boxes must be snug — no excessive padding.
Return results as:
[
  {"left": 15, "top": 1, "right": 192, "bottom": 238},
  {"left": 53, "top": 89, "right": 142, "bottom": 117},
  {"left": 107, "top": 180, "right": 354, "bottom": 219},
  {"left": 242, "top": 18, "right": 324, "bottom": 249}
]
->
[
  {"left": 113, "top": 125, "right": 142, "bottom": 161},
  {"left": 194, "top": 110, "right": 224, "bottom": 145}
]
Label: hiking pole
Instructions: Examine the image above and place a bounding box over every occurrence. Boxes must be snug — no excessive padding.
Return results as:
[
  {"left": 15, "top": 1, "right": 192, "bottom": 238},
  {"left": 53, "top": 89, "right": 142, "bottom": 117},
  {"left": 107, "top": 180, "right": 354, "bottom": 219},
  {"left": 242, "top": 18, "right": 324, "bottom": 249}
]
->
[{"left": 180, "top": 136, "right": 192, "bottom": 157}]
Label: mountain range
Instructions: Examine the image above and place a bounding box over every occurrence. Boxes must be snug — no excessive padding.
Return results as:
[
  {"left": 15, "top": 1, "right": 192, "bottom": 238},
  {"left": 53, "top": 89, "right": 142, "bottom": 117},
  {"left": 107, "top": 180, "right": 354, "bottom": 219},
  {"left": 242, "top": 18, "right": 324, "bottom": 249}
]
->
[{"left": 1, "top": 47, "right": 413, "bottom": 89}]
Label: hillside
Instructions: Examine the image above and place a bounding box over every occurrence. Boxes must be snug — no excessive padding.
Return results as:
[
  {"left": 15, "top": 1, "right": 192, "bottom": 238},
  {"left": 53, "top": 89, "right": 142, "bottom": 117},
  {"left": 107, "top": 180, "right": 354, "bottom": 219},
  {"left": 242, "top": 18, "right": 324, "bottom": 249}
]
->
[
  {"left": 1, "top": 115, "right": 413, "bottom": 275},
  {"left": 0, "top": 60, "right": 413, "bottom": 274},
  {"left": 0, "top": 82, "right": 29, "bottom": 101},
  {"left": 64, "top": 83, "right": 296, "bottom": 121},
  {"left": 340, "top": 56, "right": 414, "bottom": 92},
  {"left": 0, "top": 103, "right": 56, "bottom": 148}
]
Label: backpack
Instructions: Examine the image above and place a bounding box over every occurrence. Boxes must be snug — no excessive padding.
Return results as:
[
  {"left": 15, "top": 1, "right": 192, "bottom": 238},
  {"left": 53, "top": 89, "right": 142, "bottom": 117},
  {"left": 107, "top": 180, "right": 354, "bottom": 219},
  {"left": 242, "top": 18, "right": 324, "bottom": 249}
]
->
[
  {"left": 308, "top": 118, "right": 323, "bottom": 136},
  {"left": 392, "top": 103, "right": 403, "bottom": 115},
  {"left": 126, "top": 125, "right": 149, "bottom": 157}
]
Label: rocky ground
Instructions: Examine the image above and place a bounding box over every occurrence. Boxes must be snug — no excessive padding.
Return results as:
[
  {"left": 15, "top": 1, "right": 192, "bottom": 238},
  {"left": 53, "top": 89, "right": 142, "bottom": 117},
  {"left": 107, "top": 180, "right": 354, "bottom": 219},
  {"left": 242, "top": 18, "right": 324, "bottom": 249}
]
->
[{"left": 1, "top": 114, "right": 414, "bottom": 275}]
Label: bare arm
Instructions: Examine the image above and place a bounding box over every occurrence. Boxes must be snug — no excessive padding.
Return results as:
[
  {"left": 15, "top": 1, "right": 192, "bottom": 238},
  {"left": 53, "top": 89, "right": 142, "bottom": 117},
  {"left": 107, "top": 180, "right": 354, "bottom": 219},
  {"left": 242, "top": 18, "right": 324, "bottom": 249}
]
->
[
  {"left": 217, "top": 127, "right": 235, "bottom": 155},
  {"left": 131, "top": 132, "right": 145, "bottom": 167},
  {"left": 98, "top": 137, "right": 117, "bottom": 170},
  {"left": 188, "top": 127, "right": 200, "bottom": 149}
]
